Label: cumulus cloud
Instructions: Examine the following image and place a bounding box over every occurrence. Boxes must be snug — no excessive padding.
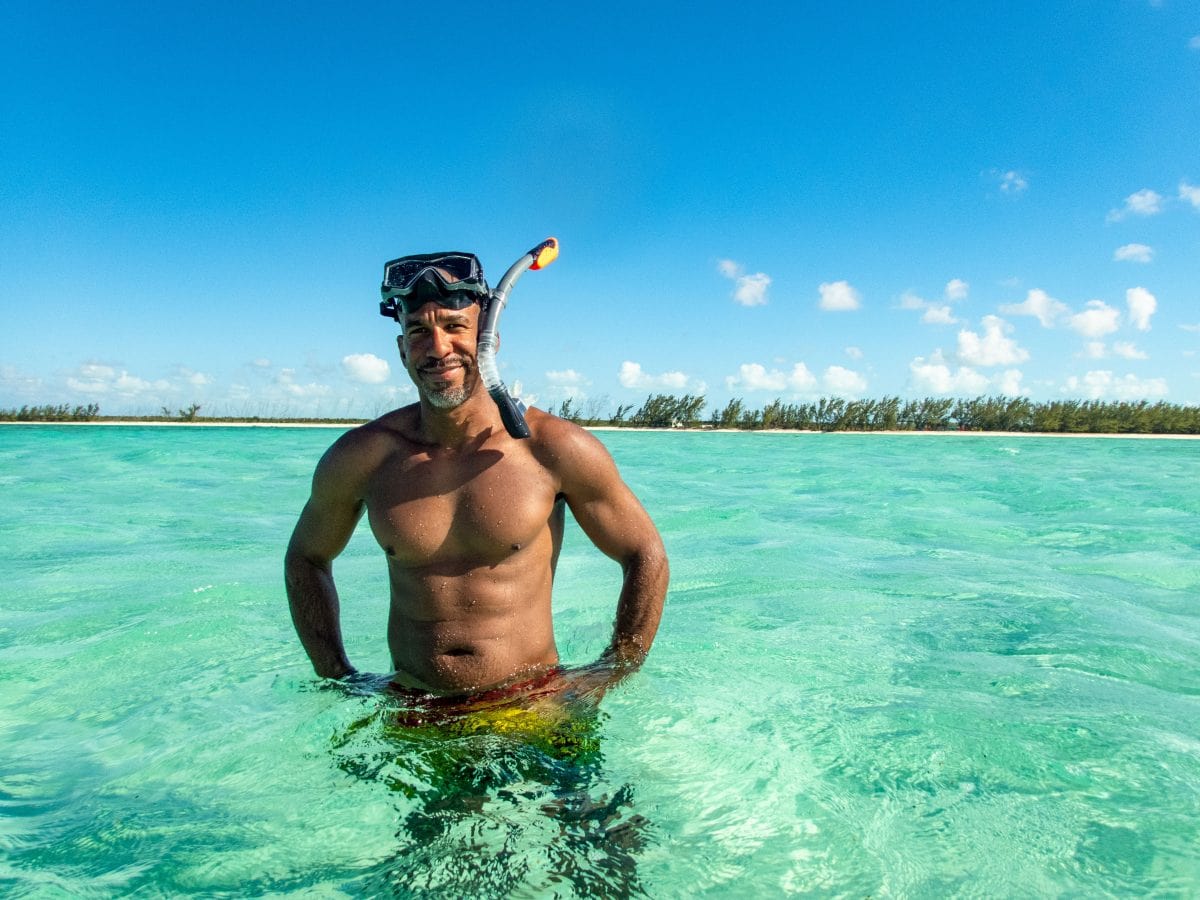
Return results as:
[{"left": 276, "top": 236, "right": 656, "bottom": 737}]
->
[
  {"left": 818, "top": 280, "right": 861, "bottom": 311},
  {"left": 945, "top": 279, "right": 969, "bottom": 301},
  {"left": 994, "top": 369, "right": 1024, "bottom": 395},
  {"left": 618, "top": 361, "right": 692, "bottom": 391},
  {"left": 996, "top": 170, "right": 1028, "bottom": 194},
  {"left": 1181, "top": 181, "right": 1200, "bottom": 209},
  {"left": 341, "top": 353, "right": 391, "bottom": 384},
  {"left": 1107, "top": 188, "right": 1164, "bottom": 222},
  {"left": 65, "top": 363, "right": 171, "bottom": 397},
  {"left": 1126, "top": 286, "right": 1156, "bottom": 331},
  {"left": 957, "top": 316, "right": 1029, "bottom": 367},
  {"left": 1067, "top": 301, "right": 1121, "bottom": 339},
  {"left": 1063, "top": 371, "right": 1167, "bottom": 400},
  {"left": 1083, "top": 342, "right": 1108, "bottom": 359},
  {"left": 908, "top": 351, "right": 991, "bottom": 395},
  {"left": 1113, "top": 243, "right": 1153, "bottom": 263},
  {"left": 546, "top": 368, "right": 587, "bottom": 387},
  {"left": 922, "top": 305, "right": 958, "bottom": 325},
  {"left": 275, "top": 368, "right": 333, "bottom": 399},
  {"left": 546, "top": 368, "right": 589, "bottom": 399},
  {"left": 822, "top": 365, "right": 867, "bottom": 397},
  {"left": 1000, "top": 288, "right": 1068, "bottom": 328},
  {"left": 1112, "top": 341, "right": 1148, "bottom": 360},
  {"left": 717, "top": 259, "right": 771, "bottom": 307},
  {"left": 725, "top": 362, "right": 817, "bottom": 393}
]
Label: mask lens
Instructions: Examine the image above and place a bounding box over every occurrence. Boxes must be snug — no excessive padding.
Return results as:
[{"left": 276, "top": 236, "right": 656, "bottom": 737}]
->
[{"left": 383, "top": 253, "right": 480, "bottom": 291}]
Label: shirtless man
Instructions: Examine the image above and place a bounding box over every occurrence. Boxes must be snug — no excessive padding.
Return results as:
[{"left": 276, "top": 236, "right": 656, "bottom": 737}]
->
[{"left": 285, "top": 250, "right": 668, "bottom": 701}]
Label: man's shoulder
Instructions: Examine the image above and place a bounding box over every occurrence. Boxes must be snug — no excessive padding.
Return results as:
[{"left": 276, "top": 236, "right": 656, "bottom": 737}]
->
[
  {"left": 319, "top": 406, "right": 417, "bottom": 472},
  {"left": 525, "top": 409, "right": 613, "bottom": 473}
]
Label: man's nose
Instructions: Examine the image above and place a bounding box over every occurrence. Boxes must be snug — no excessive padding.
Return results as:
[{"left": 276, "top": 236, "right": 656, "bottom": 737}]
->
[{"left": 428, "top": 328, "right": 453, "bottom": 357}]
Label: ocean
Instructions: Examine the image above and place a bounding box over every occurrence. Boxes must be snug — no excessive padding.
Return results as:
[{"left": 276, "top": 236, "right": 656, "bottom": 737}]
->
[{"left": 2, "top": 425, "right": 1199, "bottom": 897}]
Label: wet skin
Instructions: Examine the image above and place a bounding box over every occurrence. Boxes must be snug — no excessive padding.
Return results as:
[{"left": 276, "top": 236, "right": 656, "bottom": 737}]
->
[{"left": 285, "top": 301, "right": 668, "bottom": 696}]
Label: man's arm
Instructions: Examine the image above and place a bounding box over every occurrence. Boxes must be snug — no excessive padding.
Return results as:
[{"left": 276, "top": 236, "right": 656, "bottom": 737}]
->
[
  {"left": 284, "top": 435, "right": 370, "bottom": 679},
  {"left": 546, "top": 421, "right": 669, "bottom": 683}
]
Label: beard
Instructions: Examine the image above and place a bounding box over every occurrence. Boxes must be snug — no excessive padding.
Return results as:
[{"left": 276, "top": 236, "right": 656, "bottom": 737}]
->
[
  {"left": 424, "top": 383, "right": 471, "bottom": 409},
  {"left": 418, "top": 359, "right": 474, "bottom": 409}
]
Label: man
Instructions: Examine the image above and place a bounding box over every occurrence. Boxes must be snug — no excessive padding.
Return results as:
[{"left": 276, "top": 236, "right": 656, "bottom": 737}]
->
[{"left": 285, "top": 249, "right": 668, "bottom": 707}]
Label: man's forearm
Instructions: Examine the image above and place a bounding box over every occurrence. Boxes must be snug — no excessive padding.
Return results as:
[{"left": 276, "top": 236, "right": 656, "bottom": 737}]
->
[
  {"left": 606, "top": 546, "right": 669, "bottom": 670},
  {"left": 285, "top": 553, "right": 355, "bottom": 679}
]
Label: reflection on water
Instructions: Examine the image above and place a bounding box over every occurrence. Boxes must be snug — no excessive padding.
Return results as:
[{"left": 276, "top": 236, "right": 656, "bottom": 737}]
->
[{"left": 329, "top": 688, "right": 653, "bottom": 897}]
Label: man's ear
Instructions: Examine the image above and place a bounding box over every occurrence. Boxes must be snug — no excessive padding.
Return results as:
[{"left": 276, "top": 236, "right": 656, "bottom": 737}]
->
[{"left": 396, "top": 334, "right": 407, "bottom": 364}]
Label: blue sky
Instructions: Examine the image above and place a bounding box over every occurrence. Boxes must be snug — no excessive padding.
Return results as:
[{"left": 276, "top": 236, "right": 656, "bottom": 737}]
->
[{"left": 2, "top": 1, "right": 1199, "bottom": 418}]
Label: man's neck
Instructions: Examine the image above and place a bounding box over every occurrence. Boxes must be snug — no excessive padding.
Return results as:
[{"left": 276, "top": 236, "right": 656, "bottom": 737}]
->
[{"left": 414, "top": 393, "right": 502, "bottom": 450}]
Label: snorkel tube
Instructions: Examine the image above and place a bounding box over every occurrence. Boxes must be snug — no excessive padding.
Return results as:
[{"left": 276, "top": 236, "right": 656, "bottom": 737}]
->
[{"left": 478, "top": 237, "right": 559, "bottom": 439}]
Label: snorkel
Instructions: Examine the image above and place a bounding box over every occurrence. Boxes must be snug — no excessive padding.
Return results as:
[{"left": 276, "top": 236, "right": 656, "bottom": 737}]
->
[{"left": 477, "top": 237, "right": 559, "bottom": 439}]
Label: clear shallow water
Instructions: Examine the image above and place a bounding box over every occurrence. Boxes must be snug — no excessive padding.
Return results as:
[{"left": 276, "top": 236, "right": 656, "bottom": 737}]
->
[{"left": 2, "top": 425, "right": 1199, "bottom": 897}]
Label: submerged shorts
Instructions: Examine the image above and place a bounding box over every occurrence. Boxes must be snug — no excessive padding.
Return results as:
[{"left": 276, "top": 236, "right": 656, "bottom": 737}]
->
[{"left": 385, "top": 669, "right": 601, "bottom": 760}]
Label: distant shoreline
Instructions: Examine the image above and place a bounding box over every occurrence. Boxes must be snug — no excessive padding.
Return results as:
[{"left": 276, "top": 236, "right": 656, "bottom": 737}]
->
[{"left": 3, "top": 420, "right": 1198, "bottom": 439}]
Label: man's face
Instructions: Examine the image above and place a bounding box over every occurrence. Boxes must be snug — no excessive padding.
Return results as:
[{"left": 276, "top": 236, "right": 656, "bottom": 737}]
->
[{"left": 398, "top": 301, "right": 481, "bottom": 410}]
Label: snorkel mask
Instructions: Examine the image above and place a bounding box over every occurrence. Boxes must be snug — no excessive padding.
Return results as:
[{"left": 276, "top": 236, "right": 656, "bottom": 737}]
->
[
  {"left": 379, "top": 239, "right": 559, "bottom": 440},
  {"left": 379, "top": 252, "right": 490, "bottom": 319}
]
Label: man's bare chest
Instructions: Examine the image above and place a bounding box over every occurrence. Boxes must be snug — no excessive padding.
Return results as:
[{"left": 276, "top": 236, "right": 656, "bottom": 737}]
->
[{"left": 364, "top": 453, "right": 558, "bottom": 566}]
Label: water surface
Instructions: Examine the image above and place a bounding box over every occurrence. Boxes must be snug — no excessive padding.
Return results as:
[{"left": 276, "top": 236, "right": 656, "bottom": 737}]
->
[{"left": 2, "top": 426, "right": 1198, "bottom": 896}]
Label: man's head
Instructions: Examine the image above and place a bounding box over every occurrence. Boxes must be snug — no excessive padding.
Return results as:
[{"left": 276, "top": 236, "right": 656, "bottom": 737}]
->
[{"left": 381, "top": 251, "right": 495, "bottom": 411}]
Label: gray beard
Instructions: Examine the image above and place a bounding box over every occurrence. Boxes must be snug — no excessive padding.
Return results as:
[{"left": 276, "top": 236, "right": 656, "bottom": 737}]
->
[{"left": 425, "top": 385, "right": 470, "bottom": 409}]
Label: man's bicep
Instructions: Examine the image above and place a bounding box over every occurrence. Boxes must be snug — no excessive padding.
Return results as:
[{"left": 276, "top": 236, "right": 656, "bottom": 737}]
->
[
  {"left": 560, "top": 437, "right": 662, "bottom": 563},
  {"left": 287, "top": 455, "right": 367, "bottom": 566}
]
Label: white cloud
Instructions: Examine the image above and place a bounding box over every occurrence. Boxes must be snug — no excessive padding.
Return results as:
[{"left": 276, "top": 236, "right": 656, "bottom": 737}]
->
[
  {"left": 717, "top": 259, "right": 771, "bottom": 307},
  {"left": 818, "top": 280, "right": 861, "bottom": 311},
  {"left": 341, "top": 353, "right": 390, "bottom": 384},
  {"left": 822, "top": 365, "right": 867, "bottom": 397},
  {"left": 252, "top": 358, "right": 272, "bottom": 369},
  {"left": 922, "top": 305, "right": 958, "bottom": 325},
  {"left": 619, "top": 361, "right": 691, "bottom": 391},
  {"left": 1107, "top": 188, "right": 1164, "bottom": 222},
  {"left": 1180, "top": 323, "right": 1200, "bottom": 334},
  {"left": 908, "top": 351, "right": 991, "bottom": 395},
  {"left": 1000, "top": 288, "right": 1068, "bottom": 328},
  {"left": 1126, "top": 286, "right": 1156, "bottom": 331},
  {"left": 899, "top": 291, "right": 926, "bottom": 310},
  {"left": 1067, "top": 300, "right": 1121, "bottom": 339},
  {"left": 65, "top": 363, "right": 171, "bottom": 397},
  {"left": 957, "top": 316, "right": 1029, "bottom": 367},
  {"left": 1182, "top": 182, "right": 1200, "bottom": 209},
  {"left": 1084, "top": 342, "right": 1108, "bottom": 359},
  {"left": 734, "top": 273, "right": 771, "bottom": 306},
  {"left": 1112, "top": 341, "right": 1148, "bottom": 360},
  {"left": 997, "top": 170, "right": 1028, "bottom": 194},
  {"left": 546, "top": 368, "right": 587, "bottom": 386},
  {"left": 994, "top": 369, "right": 1024, "bottom": 395},
  {"left": 726, "top": 363, "right": 785, "bottom": 392},
  {"left": 1190, "top": 35, "right": 1200, "bottom": 50},
  {"left": 1113, "top": 243, "right": 1153, "bottom": 263},
  {"left": 1063, "top": 371, "right": 1168, "bottom": 400},
  {"left": 844, "top": 346, "right": 863, "bottom": 360},
  {"left": 945, "top": 279, "right": 969, "bottom": 301},
  {"left": 725, "top": 362, "right": 817, "bottom": 394}
]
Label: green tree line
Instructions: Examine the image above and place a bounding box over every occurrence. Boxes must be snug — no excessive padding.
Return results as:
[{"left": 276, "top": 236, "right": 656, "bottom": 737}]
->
[
  {"left": 553, "top": 394, "right": 1200, "bottom": 434},
  {"left": 0, "top": 403, "right": 101, "bottom": 422}
]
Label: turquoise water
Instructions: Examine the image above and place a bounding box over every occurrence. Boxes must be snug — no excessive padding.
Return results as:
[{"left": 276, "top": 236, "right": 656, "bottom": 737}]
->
[{"left": 2, "top": 425, "right": 1199, "bottom": 897}]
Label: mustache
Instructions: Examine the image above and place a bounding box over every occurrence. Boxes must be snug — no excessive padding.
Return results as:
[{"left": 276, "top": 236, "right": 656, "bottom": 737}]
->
[{"left": 418, "top": 357, "right": 468, "bottom": 374}]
